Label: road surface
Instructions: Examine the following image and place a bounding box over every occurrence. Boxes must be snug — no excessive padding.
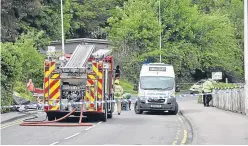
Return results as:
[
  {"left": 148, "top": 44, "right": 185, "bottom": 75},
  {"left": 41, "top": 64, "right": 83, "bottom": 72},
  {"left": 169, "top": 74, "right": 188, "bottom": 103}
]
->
[{"left": 1, "top": 108, "right": 190, "bottom": 145}]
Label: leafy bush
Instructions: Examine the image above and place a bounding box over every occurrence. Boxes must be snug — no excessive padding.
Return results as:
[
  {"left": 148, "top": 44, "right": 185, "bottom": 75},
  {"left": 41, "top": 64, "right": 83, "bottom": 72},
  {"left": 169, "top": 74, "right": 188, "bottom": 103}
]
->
[
  {"left": 212, "top": 82, "right": 241, "bottom": 89},
  {"left": 1, "top": 31, "right": 45, "bottom": 113},
  {"left": 14, "top": 82, "right": 35, "bottom": 101}
]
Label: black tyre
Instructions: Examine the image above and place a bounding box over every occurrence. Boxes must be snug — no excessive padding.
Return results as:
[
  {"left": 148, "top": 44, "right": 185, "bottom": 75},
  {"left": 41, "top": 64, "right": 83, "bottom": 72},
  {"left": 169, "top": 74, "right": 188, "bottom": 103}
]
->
[
  {"left": 107, "top": 112, "right": 113, "bottom": 119},
  {"left": 101, "top": 102, "right": 108, "bottom": 122},
  {"left": 169, "top": 102, "right": 179, "bottom": 115},
  {"left": 134, "top": 102, "right": 143, "bottom": 114}
]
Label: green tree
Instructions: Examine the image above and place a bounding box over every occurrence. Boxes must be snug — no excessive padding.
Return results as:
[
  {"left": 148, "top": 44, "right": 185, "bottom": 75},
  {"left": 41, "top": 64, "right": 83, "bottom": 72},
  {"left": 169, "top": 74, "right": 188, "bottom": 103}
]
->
[{"left": 106, "top": 0, "right": 161, "bottom": 82}]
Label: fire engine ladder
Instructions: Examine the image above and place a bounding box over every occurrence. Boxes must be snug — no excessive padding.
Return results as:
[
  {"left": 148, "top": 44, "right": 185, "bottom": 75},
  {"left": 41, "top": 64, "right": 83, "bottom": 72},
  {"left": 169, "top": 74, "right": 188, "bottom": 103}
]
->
[{"left": 61, "top": 44, "right": 95, "bottom": 69}]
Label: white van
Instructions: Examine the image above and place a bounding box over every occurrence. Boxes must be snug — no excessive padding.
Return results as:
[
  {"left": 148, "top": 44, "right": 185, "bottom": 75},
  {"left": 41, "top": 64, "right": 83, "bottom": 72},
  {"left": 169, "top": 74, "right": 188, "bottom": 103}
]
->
[{"left": 133, "top": 63, "right": 179, "bottom": 115}]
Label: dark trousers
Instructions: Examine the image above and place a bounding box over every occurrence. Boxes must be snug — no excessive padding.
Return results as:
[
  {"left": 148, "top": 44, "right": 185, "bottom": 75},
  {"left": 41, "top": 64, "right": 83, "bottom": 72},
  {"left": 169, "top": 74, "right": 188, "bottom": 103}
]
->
[{"left": 203, "top": 92, "right": 212, "bottom": 107}]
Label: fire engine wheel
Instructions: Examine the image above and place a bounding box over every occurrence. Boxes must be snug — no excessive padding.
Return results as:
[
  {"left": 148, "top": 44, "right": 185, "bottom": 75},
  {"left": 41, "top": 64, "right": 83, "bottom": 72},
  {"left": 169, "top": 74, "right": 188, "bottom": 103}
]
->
[
  {"left": 101, "top": 103, "right": 108, "bottom": 122},
  {"left": 107, "top": 112, "right": 113, "bottom": 119}
]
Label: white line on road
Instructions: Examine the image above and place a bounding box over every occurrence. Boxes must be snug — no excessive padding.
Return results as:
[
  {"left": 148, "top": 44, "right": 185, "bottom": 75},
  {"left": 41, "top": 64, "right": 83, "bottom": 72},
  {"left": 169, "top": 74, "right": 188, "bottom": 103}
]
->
[
  {"left": 51, "top": 121, "right": 103, "bottom": 144},
  {"left": 85, "top": 126, "right": 93, "bottom": 131},
  {"left": 50, "top": 141, "right": 59, "bottom": 145},
  {"left": 64, "top": 132, "right": 80, "bottom": 140},
  {"left": 97, "top": 121, "right": 102, "bottom": 125}
]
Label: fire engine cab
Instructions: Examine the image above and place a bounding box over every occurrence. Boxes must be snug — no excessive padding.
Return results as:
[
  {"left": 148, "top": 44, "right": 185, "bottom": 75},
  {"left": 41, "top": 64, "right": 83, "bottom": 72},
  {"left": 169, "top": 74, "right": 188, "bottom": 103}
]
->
[{"left": 43, "top": 44, "right": 115, "bottom": 122}]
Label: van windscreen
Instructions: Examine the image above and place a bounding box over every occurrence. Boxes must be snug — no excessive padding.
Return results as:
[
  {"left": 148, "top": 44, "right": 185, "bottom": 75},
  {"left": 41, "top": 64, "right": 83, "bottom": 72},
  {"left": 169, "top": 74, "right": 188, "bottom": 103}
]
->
[{"left": 140, "top": 76, "right": 175, "bottom": 90}]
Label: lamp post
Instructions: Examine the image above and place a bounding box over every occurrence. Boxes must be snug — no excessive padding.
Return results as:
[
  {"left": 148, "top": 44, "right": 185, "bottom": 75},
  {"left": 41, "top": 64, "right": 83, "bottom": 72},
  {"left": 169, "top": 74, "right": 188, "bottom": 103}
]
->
[
  {"left": 61, "top": 0, "right": 65, "bottom": 56},
  {"left": 159, "top": 0, "right": 162, "bottom": 63},
  {"left": 244, "top": 0, "right": 248, "bottom": 115}
]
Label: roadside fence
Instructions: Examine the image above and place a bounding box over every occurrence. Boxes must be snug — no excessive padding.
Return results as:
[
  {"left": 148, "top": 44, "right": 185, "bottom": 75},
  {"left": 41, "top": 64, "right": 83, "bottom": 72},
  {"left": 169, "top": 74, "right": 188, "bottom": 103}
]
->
[{"left": 211, "top": 88, "right": 246, "bottom": 114}]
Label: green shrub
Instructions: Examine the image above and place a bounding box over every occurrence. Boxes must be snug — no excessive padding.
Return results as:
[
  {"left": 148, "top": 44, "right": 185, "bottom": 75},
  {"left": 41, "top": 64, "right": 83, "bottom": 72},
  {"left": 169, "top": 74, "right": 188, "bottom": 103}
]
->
[
  {"left": 119, "top": 79, "right": 137, "bottom": 94},
  {"left": 14, "top": 81, "right": 35, "bottom": 101},
  {"left": 213, "top": 82, "right": 240, "bottom": 89}
]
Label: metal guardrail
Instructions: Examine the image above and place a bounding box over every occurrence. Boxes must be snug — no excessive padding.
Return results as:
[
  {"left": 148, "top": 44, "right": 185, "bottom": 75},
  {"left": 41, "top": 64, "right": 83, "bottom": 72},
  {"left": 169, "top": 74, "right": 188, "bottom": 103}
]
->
[{"left": 211, "top": 88, "right": 246, "bottom": 114}]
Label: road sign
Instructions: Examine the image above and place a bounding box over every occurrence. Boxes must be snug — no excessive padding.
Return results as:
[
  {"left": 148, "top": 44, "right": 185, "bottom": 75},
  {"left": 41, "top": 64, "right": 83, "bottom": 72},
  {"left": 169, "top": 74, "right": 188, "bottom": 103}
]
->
[
  {"left": 212, "top": 72, "right": 222, "bottom": 80},
  {"left": 47, "top": 46, "right": 56, "bottom": 52}
]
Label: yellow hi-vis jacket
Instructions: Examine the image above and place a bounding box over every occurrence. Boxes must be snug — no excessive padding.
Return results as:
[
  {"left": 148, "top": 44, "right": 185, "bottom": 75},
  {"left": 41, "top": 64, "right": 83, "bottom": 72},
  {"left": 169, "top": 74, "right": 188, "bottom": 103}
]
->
[
  {"left": 203, "top": 80, "right": 214, "bottom": 93},
  {"left": 114, "top": 84, "right": 123, "bottom": 98}
]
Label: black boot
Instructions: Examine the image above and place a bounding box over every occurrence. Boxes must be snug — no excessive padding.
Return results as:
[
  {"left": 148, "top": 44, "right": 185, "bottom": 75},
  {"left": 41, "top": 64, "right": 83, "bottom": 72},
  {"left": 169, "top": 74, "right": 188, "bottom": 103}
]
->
[{"left": 118, "top": 113, "right": 120, "bottom": 115}]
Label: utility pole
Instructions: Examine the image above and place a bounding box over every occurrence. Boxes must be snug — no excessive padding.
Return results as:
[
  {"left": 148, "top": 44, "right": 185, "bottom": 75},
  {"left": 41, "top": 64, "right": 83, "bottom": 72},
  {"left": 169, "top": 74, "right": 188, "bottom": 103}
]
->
[
  {"left": 244, "top": 0, "right": 248, "bottom": 115},
  {"left": 61, "top": 0, "right": 65, "bottom": 56},
  {"left": 159, "top": 0, "right": 162, "bottom": 63}
]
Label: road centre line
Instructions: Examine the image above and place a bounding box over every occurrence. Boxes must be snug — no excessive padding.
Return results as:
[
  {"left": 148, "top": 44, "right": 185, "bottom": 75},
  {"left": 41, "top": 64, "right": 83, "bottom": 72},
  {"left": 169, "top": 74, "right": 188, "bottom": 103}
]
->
[
  {"left": 64, "top": 132, "right": 81, "bottom": 140},
  {"left": 49, "top": 141, "right": 59, "bottom": 145},
  {"left": 49, "top": 121, "right": 102, "bottom": 145}
]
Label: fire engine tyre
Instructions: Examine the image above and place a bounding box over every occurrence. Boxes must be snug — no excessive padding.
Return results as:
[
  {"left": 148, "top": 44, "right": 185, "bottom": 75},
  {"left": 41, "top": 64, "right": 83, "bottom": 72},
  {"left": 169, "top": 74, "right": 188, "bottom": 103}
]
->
[
  {"left": 169, "top": 102, "right": 179, "bottom": 115},
  {"left": 101, "top": 103, "right": 108, "bottom": 122},
  {"left": 134, "top": 103, "right": 143, "bottom": 114},
  {"left": 107, "top": 103, "right": 114, "bottom": 119},
  {"left": 107, "top": 112, "right": 112, "bottom": 119}
]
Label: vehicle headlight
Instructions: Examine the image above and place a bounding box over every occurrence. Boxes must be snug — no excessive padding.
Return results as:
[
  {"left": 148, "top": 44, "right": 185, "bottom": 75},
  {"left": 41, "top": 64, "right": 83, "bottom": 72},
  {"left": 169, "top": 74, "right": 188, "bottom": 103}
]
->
[{"left": 168, "top": 93, "right": 176, "bottom": 98}]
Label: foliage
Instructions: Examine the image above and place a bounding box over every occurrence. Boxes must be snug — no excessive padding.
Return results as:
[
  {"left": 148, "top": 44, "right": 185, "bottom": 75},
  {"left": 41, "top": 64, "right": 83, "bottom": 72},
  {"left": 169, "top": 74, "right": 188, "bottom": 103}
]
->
[
  {"left": 14, "top": 82, "right": 34, "bottom": 101},
  {"left": 1, "top": 32, "right": 44, "bottom": 109},
  {"left": 212, "top": 83, "right": 241, "bottom": 89},
  {"left": 106, "top": 0, "right": 244, "bottom": 84},
  {"left": 119, "top": 79, "right": 137, "bottom": 94},
  {"left": 14, "top": 31, "right": 45, "bottom": 87},
  {"left": 1, "top": 41, "right": 23, "bottom": 109},
  {"left": 1, "top": 0, "right": 244, "bottom": 109}
]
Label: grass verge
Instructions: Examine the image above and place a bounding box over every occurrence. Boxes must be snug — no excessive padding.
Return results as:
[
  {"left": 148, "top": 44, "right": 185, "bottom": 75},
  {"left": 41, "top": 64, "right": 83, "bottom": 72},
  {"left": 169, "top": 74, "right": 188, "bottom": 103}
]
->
[{"left": 119, "top": 79, "right": 137, "bottom": 95}]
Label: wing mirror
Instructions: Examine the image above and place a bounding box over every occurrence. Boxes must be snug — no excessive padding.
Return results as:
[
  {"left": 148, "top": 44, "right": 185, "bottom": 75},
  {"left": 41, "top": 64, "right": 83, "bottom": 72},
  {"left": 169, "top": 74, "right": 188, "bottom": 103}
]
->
[{"left": 175, "top": 85, "right": 180, "bottom": 92}]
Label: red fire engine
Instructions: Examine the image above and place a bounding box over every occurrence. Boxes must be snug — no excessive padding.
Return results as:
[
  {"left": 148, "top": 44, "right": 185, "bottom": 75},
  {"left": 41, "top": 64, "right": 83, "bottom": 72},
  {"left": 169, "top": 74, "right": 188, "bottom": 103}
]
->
[{"left": 43, "top": 44, "right": 115, "bottom": 122}]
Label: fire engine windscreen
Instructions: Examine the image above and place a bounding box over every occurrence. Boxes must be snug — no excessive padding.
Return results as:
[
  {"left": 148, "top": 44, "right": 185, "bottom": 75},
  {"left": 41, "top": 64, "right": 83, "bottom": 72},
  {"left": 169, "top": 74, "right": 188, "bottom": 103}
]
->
[{"left": 140, "top": 76, "right": 175, "bottom": 90}]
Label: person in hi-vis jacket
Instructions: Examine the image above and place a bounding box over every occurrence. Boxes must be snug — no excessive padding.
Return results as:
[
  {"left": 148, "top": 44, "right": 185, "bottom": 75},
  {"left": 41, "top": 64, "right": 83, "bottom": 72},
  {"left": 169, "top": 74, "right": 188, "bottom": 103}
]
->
[{"left": 113, "top": 79, "right": 123, "bottom": 115}]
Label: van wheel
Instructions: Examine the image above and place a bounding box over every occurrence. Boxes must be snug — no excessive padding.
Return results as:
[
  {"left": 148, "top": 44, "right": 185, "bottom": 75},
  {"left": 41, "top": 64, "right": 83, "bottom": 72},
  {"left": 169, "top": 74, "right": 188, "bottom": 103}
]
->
[
  {"left": 169, "top": 102, "right": 179, "bottom": 115},
  {"left": 134, "top": 103, "right": 143, "bottom": 114}
]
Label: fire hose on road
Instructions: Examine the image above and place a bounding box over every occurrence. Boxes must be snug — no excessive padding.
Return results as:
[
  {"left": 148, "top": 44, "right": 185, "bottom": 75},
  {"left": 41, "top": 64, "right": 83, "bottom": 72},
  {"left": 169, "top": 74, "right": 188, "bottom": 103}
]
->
[{"left": 19, "top": 107, "right": 93, "bottom": 127}]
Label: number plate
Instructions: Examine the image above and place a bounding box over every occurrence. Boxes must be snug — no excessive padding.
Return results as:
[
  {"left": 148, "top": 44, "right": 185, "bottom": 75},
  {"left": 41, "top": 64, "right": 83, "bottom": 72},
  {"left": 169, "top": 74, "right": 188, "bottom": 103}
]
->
[{"left": 151, "top": 105, "right": 162, "bottom": 108}]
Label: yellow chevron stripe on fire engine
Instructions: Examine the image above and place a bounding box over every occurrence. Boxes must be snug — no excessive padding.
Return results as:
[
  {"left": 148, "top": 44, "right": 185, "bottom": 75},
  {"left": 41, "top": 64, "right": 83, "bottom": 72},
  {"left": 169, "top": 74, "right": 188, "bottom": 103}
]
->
[
  {"left": 92, "top": 63, "right": 98, "bottom": 75},
  {"left": 88, "top": 74, "right": 96, "bottom": 80},
  {"left": 49, "top": 80, "right": 60, "bottom": 96},
  {"left": 44, "top": 63, "right": 57, "bottom": 97},
  {"left": 50, "top": 73, "right": 60, "bottom": 79},
  {"left": 48, "top": 100, "right": 60, "bottom": 110},
  {"left": 51, "top": 91, "right": 60, "bottom": 100},
  {"left": 51, "top": 106, "right": 59, "bottom": 110},
  {"left": 45, "top": 63, "right": 55, "bottom": 78},
  {"left": 45, "top": 73, "right": 60, "bottom": 97},
  {"left": 85, "top": 80, "right": 95, "bottom": 110},
  {"left": 98, "top": 72, "right": 103, "bottom": 90}
]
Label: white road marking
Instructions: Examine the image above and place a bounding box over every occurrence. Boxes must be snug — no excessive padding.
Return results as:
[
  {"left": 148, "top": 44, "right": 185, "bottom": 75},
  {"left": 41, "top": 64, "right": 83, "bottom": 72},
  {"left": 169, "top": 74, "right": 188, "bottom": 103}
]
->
[
  {"left": 85, "top": 127, "right": 93, "bottom": 131},
  {"left": 50, "top": 141, "right": 59, "bottom": 145},
  {"left": 64, "top": 132, "right": 80, "bottom": 140},
  {"left": 53, "top": 122, "right": 103, "bottom": 144}
]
